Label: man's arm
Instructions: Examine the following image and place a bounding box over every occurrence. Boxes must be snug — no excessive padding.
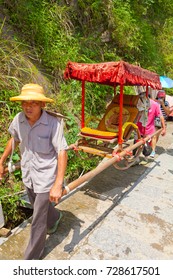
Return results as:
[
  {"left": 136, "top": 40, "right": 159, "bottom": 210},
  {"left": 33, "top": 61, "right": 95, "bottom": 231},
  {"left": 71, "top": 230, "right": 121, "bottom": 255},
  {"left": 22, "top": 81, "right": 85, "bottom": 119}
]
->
[
  {"left": 49, "top": 150, "right": 68, "bottom": 204},
  {"left": 0, "top": 138, "right": 19, "bottom": 180},
  {"left": 159, "top": 100, "right": 170, "bottom": 116},
  {"left": 160, "top": 115, "right": 166, "bottom": 136}
]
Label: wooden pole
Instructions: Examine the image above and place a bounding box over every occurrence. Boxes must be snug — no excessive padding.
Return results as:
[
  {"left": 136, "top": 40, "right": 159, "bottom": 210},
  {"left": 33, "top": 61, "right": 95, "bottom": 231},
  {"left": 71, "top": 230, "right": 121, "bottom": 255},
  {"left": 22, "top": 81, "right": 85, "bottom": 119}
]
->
[
  {"left": 118, "top": 84, "right": 124, "bottom": 144},
  {"left": 81, "top": 80, "right": 85, "bottom": 128}
]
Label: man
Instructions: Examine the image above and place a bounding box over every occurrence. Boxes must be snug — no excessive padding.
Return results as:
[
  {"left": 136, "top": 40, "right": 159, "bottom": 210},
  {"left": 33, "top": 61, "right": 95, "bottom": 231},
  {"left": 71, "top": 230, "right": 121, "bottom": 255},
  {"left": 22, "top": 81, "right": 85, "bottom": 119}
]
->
[
  {"left": 137, "top": 94, "right": 166, "bottom": 158},
  {"left": 155, "top": 90, "right": 170, "bottom": 120},
  {"left": 0, "top": 83, "right": 68, "bottom": 259},
  {"left": 151, "top": 90, "right": 170, "bottom": 158}
]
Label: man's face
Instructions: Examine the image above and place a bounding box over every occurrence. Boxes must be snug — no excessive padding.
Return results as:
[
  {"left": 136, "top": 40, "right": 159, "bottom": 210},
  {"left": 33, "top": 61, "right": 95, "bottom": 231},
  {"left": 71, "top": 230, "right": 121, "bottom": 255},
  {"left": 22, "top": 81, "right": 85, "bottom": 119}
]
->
[
  {"left": 157, "top": 96, "right": 165, "bottom": 100},
  {"left": 21, "top": 100, "right": 45, "bottom": 120}
]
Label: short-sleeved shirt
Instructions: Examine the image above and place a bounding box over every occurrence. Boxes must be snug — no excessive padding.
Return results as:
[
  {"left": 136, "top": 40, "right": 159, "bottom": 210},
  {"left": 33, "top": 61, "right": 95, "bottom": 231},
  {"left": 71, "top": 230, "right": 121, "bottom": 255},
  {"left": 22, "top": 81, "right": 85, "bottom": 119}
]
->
[
  {"left": 137, "top": 99, "right": 162, "bottom": 136},
  {"left": 160, "top": 100, "right": 169, "bottom": 120},
  {"left": 8, "top": 110, "right": 68, "bottom": 193}
]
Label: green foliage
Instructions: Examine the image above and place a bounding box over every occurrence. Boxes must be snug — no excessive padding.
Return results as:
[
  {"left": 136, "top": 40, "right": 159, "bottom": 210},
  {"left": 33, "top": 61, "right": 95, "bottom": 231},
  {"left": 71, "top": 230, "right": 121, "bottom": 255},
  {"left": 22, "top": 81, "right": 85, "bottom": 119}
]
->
[
  {"left": 3, "top": 0, "right": 80, "bottom": 75},
  {"left": 157, "top": 17, "right": 173, "bottom": 77},
  {"left": 0, "top": 89, "right": 22, "bottom": 149},
  {"left": 109, "top": 2, "right": 141, "bottom": 55},
  {"left": 0, "top": 89, "right": 23, "bottom": 228},
  {"left": 1, "top": 193, "right": 25, "bottom": 229},
  {"left": 0, "top": 176, "right": 25, "bottom": 228},
  {"left": 2, "top": 0, "right": 173, "bottom": 74}
]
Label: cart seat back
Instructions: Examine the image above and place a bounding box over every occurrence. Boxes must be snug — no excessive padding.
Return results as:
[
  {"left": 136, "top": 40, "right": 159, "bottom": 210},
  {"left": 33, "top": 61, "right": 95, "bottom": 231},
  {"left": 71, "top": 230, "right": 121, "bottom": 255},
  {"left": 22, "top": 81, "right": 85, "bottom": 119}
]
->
[{"left": 80, "top": 95, "right": 139, "bottom": 140}]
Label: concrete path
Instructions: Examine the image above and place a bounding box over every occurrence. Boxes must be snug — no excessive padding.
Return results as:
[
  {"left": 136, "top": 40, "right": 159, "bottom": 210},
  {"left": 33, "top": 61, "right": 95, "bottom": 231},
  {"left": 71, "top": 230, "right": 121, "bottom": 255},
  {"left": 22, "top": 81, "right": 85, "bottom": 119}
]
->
[{"left": 0, "top": 123, "right": 173, "bottom": 260}]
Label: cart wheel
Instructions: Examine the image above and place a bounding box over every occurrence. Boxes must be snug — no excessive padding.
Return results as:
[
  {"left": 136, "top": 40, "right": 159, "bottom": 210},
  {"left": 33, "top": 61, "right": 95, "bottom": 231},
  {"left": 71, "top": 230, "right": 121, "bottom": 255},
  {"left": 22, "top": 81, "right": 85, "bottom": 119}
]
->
[
  {"left": 113, "top": 145, "right": 143, "bottom": 170},
  {"left": 113, "top": 127, "right": 143, "bottom": 170}
]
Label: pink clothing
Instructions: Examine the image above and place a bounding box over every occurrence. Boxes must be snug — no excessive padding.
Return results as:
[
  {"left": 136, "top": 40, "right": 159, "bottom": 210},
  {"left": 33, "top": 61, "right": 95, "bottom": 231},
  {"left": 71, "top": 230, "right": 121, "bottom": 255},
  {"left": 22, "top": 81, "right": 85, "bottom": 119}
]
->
[{"left": 137, "top": 99, "right": 161, "bottom": 136}]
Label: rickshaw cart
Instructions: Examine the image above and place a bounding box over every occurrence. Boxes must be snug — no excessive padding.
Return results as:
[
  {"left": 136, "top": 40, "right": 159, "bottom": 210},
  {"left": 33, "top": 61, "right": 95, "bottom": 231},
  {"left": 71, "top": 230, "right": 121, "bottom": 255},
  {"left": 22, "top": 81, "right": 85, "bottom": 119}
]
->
[{"left": 64, "top": 60, "right": 162, "bottom": 172}]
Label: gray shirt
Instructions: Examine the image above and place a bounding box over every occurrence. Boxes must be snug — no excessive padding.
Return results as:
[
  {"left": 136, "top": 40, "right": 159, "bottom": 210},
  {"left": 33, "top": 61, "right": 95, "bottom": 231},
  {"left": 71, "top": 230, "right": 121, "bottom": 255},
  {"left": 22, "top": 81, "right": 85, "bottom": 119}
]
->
[{"left": 8, "top": 110, "right": 68, "bottom": 193}]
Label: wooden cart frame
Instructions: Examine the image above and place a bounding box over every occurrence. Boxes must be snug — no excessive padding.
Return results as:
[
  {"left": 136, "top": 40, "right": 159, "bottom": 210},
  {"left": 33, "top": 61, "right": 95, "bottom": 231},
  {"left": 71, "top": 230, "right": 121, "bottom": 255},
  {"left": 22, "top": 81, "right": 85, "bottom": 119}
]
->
[{"left": 64, "top": 60, "right": 162, "bottom": 171}]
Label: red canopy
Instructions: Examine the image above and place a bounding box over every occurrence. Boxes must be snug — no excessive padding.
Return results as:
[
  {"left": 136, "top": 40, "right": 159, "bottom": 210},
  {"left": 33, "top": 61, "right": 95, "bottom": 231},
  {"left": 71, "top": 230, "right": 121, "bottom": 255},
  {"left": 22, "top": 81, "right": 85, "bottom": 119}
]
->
[{"left": 64, "top": 60, "right": 161, "bottom": 89}]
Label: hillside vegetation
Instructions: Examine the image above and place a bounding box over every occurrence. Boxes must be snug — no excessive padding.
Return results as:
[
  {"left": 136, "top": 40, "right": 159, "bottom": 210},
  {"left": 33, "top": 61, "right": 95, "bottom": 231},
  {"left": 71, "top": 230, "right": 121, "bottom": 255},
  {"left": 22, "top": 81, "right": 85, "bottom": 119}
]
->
[{"left": 0, "top": 0, "right": 173, "bottom": 226}]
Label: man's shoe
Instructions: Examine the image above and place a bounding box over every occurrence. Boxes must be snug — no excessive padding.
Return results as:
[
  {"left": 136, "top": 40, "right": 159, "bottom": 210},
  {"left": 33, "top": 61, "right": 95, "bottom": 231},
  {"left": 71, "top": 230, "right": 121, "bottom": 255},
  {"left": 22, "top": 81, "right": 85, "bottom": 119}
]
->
[
  {"left": 149, "top": 151, "right": 155, "bottom": 158},
  {"left": 47, "top": 211, "right": 63, "bottom": 234}
]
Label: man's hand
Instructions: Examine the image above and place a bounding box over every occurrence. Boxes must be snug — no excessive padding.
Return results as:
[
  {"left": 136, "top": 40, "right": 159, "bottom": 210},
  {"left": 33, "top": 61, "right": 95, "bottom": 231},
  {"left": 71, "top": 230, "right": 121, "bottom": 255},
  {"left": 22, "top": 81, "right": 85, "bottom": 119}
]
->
[
  {"left": 157, "top": 99, "right": 164, "bottom": 106},
  {"left": 49, "top": 184, "right": 63, "bottom": 204},
  {"left": 49, "top": 150, "right": 67, "bottom": 204},
  {"left": 161, "top": 127, "right": 166, "bottom": 136}
]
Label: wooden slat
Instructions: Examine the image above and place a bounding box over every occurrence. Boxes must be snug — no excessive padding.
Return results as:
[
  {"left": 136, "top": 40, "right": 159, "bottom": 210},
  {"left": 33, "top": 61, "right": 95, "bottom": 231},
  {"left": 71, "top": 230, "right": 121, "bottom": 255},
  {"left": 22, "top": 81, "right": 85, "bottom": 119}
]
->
[{"left": 78, "top": 145, "right": 113, "bottom": 158}]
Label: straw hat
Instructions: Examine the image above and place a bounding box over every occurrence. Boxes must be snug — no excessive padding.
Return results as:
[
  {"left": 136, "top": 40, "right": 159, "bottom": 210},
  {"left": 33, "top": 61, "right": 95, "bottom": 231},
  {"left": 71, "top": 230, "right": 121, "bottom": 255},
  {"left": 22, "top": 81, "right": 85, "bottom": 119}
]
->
[{"left": 10, "top": 84, "right": 54, "bottom": 103}]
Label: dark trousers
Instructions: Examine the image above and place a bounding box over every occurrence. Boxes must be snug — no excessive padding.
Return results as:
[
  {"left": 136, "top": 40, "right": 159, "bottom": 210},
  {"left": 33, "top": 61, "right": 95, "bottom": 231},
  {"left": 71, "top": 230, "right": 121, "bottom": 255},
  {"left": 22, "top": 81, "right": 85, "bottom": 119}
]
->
[{"left": 24, "top": 187, "right": 60, "bottom": 260}]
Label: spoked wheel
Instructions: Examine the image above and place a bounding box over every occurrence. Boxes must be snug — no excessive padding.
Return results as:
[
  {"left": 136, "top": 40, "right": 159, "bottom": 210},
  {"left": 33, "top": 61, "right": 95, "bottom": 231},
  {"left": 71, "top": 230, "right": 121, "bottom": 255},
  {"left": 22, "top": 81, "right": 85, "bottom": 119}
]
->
[
  {"left": 113, "top": 126, "right": 143, "bottom": 170},
  {"left": 113, "top": 145, "right": 143, "bottom": 170}
]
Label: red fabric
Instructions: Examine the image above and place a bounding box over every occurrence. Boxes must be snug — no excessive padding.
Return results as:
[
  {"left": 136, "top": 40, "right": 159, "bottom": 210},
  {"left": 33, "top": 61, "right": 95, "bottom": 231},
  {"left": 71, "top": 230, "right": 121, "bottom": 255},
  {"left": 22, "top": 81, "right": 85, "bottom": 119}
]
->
[{"left": 64, "top": 60, "right": 162, "bottom": 89}]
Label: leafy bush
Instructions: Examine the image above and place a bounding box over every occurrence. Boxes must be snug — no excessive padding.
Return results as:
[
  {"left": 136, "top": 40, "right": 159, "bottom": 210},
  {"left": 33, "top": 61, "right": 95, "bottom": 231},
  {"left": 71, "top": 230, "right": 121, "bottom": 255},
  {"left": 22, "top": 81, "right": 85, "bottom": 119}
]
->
[{"left": 0, "top": 171, "right": 25, "bottom": 228}]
